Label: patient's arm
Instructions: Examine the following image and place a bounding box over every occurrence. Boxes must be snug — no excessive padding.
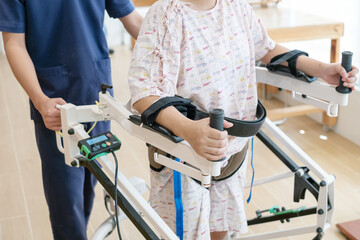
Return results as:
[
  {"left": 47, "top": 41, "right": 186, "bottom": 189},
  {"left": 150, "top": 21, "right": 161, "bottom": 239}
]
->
[
  {"left": 133, "top": 96, "right": 232, "bottom": 161},
  {"left": 261, "top": 44, "right": 358, "bottom": 90}
]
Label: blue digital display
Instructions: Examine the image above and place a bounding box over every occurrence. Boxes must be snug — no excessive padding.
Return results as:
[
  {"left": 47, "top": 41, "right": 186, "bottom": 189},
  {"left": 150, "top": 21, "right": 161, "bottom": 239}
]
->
[{"left": 87, "top": 135, "right": 107, "bottom": 145}]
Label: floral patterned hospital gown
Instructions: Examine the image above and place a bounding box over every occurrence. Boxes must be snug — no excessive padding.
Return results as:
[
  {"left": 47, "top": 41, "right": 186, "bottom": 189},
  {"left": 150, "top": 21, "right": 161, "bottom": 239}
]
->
[{"left": 128, "top": 0, "right": 275, "bottom": 238}]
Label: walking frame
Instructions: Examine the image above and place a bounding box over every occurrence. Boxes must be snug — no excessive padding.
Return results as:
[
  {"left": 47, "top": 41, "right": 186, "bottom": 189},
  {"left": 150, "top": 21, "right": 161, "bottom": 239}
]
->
[{"left": 56, "top": 66, "right": 349, "bottom": 240}]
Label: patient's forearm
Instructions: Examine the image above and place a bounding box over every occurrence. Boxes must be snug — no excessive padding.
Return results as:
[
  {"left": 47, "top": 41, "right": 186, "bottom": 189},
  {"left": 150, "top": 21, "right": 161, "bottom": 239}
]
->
[
  {"left": 133, "top": 96, "right": 194, "bottom": 139},
  {"left": 261, "top": 44, "right": 326, "bottom": 78},
  {"left": 296, "top": 56, "right": 326, "bottom": 78}
]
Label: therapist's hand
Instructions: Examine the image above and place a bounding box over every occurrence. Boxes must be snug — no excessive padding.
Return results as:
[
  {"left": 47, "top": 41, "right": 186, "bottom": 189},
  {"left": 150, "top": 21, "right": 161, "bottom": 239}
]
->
[
  {"left": 320, "top": 63, "right": 359, "bottom": 90},
  {"left": 37, "top": 97, "right": 66, "bottom": 131},
  {"left": 3, "top": 32, "right": 66, "bottom": 131}
]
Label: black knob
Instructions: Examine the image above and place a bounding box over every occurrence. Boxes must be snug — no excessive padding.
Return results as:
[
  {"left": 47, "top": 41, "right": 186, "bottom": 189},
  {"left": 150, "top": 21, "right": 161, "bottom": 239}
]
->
[
  {"left": 71, "top": 160, "right": 78, "bottom": 167},
  {"left": 209, "top": 109, "right": 224, "bottom": 131},
  {"left": 336, "top": 51, "right": 353, "bottom": 94},
  {"left": 68, "top": 128, "right": 75, "bottom": 135},
  {"left": 101, "top": 84, "right": 113, "bottom": 94}
]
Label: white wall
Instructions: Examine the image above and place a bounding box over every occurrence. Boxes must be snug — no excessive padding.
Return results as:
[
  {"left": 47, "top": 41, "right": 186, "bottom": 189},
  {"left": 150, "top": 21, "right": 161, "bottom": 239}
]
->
[
  {"left": 104, "top": 13, "right": 129, "bottom": 47},
  {"left": 104, "top": 8, "right": 149, "bottom": 48},
  {"left": 277, "top": 0, "right": 360, "bottom": 69},
  {"left": 336, "top": 91, "right": 360, "bottom": 146},
  {"left": 275, "top": 0, "right": 360, "bottom": 146}
]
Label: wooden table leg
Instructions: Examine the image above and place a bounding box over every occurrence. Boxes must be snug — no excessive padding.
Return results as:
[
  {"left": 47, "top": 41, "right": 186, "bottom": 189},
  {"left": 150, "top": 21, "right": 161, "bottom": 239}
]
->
[
  {"left": 322, "top": 38, "right": 341, "bottom": 127},
  {"left": 331, "top": 38, "right": 341, "bottom": 63}
]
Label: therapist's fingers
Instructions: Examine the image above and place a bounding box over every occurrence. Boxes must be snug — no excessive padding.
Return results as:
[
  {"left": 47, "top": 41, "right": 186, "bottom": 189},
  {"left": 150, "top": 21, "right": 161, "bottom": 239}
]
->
[
  {"left": 43, "top": 114, "right": 62, "bottom": 131},
  {"left": 46, "top": 118, "right": 62, "bottom": 132},
  {"left": 40, "top": 98, "right": 66, "bottom": 131},
  {"left": 54, "top": 98, "right": 67, "bottom": 106}
]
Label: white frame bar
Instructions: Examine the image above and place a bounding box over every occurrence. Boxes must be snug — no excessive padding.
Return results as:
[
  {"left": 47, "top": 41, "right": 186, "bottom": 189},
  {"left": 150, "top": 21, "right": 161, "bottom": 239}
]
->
[
  {"left": 256, "top": 67, "right": 348, "bottom": 106},
  {"left": 292, "top": 92, "right": 338, "bottom": 117},
  {"left": 59, "top": 107, "right": 179, "bottom": 240}
]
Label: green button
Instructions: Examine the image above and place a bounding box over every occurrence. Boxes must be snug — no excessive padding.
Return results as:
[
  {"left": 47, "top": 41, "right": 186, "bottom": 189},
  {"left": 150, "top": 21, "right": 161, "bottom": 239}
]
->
[{"left": 102, "top": 143, "right": 106, "bottom": 147}]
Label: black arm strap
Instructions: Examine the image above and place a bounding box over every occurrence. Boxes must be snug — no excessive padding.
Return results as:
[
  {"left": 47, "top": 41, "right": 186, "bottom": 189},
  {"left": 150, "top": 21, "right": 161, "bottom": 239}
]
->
[
  {"left": 140, "top": 96, "right": 266, "bottom": 138},
  {"left": 141, "top": 96, "right": 197, "bottom": 126},
  {"left": 195, "top": 101, "right": 267, "bottom": 137},
  {"left": 266, "top": 50, "right": 317, "bottom": 83}
]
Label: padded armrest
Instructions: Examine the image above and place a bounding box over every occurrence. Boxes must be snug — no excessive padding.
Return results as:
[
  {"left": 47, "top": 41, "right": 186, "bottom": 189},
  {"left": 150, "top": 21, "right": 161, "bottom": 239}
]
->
[{"left": 129, "top": 115, "right": 184, "bottom": 143}]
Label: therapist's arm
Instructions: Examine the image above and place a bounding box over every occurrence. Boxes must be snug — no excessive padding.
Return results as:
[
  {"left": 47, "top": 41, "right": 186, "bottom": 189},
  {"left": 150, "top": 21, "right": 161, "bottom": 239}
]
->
[
  {"left": 2, "top": 32, "right": 66, "bottom": 131},
  {"left": 133, "top": 96, "right": 232, "bottom": 161},
  {"left": 119, "top": 10, "right": 143, "bottom": 39}
]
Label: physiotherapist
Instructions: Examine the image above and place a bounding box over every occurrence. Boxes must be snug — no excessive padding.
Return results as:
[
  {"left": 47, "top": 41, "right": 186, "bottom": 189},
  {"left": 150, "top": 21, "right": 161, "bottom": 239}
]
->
[{"left": 0, "top": 0, "right": 142, "bottom": 239}]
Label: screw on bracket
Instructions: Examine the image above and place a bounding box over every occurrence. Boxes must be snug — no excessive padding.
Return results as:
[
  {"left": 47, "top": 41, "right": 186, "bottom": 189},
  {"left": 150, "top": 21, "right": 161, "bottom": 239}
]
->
[
  {"left": 71, "top": 160, "right": 78, "bottom": 167},
  {"left": 318, "top": 209, "right": 324, "bottom": 215}
]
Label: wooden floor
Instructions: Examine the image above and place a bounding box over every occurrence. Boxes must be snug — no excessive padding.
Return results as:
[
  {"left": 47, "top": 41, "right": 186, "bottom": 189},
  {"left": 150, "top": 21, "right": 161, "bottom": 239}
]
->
[{"left": 0, "top": 45, "right": 359, "bottom": 240}]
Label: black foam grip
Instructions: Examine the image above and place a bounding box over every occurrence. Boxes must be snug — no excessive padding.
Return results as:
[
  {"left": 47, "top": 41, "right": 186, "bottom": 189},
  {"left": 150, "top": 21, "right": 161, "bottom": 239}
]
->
[
  {"left": 336, "top": 51, "right": 353, "bottom": 94},
  {"left": 341, "top": 51, "right": 353, "bottom": 72},
  {"left": 209, "top": 109, "right": 226, "bottom": 161},
  {"left": 209, "top": 109, "right": 224, "bottom": 131}
]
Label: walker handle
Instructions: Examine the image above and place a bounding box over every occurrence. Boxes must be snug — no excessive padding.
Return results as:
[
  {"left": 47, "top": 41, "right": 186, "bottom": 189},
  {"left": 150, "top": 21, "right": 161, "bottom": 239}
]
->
[
  {"left": 336, "top": 51, "right": 353, "bottom": 94},
  {"left": 209, "top": 109, "right": 225, "bottom": 161}
]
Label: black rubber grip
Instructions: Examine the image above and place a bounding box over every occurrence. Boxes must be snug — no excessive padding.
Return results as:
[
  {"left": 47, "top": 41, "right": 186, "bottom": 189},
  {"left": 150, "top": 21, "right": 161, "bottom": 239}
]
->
[
  {"left": 209, "top": 109, "right": 225, "bottom": 161},
  {"left": 209, "top": 109, "right": 224, "bottom": 131},
  {"left": 336, "top": 51, "right": 353, "bottom": 94}
]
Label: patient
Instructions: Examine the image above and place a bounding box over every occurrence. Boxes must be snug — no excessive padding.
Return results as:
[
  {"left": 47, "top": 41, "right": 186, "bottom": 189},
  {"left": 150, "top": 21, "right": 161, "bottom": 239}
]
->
[{"left": 128, "top": 0, "right": 358, "bottom": 239}]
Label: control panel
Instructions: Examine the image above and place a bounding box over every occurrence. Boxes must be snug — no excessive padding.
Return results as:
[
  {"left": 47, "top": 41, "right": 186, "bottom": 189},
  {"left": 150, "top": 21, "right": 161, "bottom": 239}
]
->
[{"left": 78, "top": 131, "right": 121, "bottom": 160}]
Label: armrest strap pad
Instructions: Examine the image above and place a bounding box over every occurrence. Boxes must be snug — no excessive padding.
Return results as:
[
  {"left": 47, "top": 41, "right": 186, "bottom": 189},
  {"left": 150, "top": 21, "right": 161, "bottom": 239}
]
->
[
  {"left": 266, "top": 50, "right": 317, "bottom": 83},
  {"left": 140, "top": 96, "right": 266, "bottom": 138},
  {"left": 141, "top": 96, "right": 197, "bottom": 126}
]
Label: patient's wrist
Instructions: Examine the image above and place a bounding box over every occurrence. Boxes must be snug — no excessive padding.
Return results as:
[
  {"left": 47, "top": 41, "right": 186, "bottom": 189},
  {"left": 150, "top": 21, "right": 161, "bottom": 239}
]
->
[{"left": 174, "top": 118, "right": 195, "bottom": 141}]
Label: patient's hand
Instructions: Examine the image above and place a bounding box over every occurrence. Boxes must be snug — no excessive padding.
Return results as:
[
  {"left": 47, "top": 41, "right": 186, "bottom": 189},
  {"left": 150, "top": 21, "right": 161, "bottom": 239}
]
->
[
  {"left": 321, "top": 63, "right": 358, "bottom": 90},
  {"left": 183, "top": 118, "right": 233, "bottom": 161}
]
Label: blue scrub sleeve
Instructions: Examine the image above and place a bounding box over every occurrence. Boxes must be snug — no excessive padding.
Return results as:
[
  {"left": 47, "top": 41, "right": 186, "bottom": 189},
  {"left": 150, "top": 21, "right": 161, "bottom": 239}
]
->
[
  {"left": 106, "top": 0, "right": 135, "bottom": 18},
  {"left": 0, "top": 0, "right": 26, "bottom": 33}
]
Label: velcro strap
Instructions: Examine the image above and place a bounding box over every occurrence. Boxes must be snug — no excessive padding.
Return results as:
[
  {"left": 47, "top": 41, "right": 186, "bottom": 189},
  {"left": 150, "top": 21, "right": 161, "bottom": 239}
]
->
[
  {"left": 267, "top": 50, "right": 308, "bottom": 76},
  {"left": 266, "top": 50, "right": 317, "bottom": 83},
  {"left": 141, "top": 96, "right": 197, "bottom": 126}
]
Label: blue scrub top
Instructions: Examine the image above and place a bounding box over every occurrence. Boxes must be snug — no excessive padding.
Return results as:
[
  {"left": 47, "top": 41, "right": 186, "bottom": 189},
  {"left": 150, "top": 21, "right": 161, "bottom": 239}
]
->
[{"left": 0, "top": 0, "right": 134, "bottom": 121}]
